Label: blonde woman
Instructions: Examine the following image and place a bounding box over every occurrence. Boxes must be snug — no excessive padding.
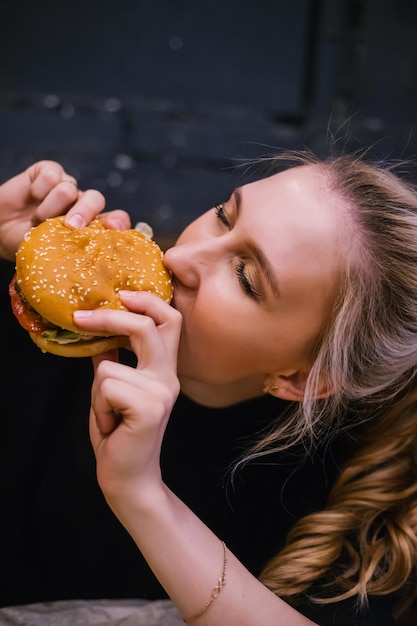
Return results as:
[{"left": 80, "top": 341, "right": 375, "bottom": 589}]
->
[
  {"left": 76, "top": 153, "right": 417, "bottom": 625},
  {"left": 1, "top": 154, "right": 417, "bottom": 624}
]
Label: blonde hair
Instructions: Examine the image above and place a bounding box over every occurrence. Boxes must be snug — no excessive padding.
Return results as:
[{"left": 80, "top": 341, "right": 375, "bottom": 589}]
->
[
  {"left": 260, "top": 388, "right": 417, "bottom": 622},
  {"left": 250, "top": 153, "right": 417, "bottom": 620}
]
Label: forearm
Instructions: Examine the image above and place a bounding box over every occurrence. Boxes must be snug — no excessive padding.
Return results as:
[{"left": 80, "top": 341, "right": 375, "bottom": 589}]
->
[{"left": 105, "top": 484, "right": 317, "bottom": 626}]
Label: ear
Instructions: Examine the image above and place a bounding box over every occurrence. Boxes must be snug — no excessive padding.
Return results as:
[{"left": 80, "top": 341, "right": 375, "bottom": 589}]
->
[{"left": 263, "top": 370, "right": 333, "bottom": 402}]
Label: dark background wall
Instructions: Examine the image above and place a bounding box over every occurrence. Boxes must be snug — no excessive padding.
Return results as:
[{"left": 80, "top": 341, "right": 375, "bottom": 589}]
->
[{"left": 1, "top": 0, "right": 416, "bottom": 241}]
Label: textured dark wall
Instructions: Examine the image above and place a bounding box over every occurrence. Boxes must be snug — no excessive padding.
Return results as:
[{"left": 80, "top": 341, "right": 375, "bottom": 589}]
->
[{"left": 0, "top": 0, "right": 416, "bottom": 239}]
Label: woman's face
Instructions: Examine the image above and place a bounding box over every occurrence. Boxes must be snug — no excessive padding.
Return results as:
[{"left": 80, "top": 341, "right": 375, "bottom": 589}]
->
[{"left": 163, "top": 164, "right": 342, "bottom": 403}]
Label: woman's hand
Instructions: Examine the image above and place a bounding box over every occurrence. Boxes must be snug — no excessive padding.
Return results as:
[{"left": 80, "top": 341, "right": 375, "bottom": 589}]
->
[
  {"left": 0, "top": 160, "right": 130, "bottom": 262},
  {"left": 74, "top": 291, "right": 182, "bottom": 506}
]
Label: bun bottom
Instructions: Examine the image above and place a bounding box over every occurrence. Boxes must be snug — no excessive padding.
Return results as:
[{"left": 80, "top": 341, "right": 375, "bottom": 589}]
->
[{"left": 29, "top": 332, "right": 129, "bottom": 357}]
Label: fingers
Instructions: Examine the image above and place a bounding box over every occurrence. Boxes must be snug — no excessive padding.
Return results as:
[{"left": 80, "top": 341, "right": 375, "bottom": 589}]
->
[
  {"left": 74, "top": 293, "right": 181, "bottom": 370},
  {"left": 41, "top": 186, "right": 130, "bottom": 231},
  {"left": 25, "top": 160, "right": 132, "bottom": 231},
  {"left": 89, "top": 351, "right": 122, "bottom": 436},
  {"left": 59, "top": 188, "right": 106, "bottom": 227},
  {"left": 75, "top": 309, "right": 173, "bottom": 372},
  {"left": 27, "top": 161, "right": 71, "bottom": 201},
  {"left": 118, "top": 293, "right": 181, "bottom": 366},
  {"left": 89, "top": 407, "right": 104, "bottom": 453},
  {"left": 65, "top": 206, "right": 131, "bottom": 230},
  {"left": 26, "top": 160, "right": 105, "bottom": 225},
  {"left": 26, "top": 160, "right": 82, "bottom": 222},
  {"left": 75, "top": 290, "right": 179, "bottom": 330},
  {"left": 92, "top": 375, "right": 132, "bottom": 436},
  {"left": 90, "top": 358, "right": 177, "bottom": 440},
  {"left": 33, "top": 182, "right": 84, "bottom": 222},
  {"left": 99, "top": 209, "right": 131, "bottom": 230},
  {"left": 91, "top": 348, "right": 120, "bottom": 374},
  {"left": 118, "top": 290, "right": 178, "bottom": 325}
]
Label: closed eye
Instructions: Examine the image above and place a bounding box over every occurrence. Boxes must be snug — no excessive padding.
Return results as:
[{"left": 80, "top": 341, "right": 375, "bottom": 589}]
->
[
  {"left": 236, "top": 261, "right": 262, "bottom": 301},
  {"left": 215, "top": 204, "right": 229, "bottom": 228},
  {"left": 214, "top": 203, "right": 262, "bottom": 302}
]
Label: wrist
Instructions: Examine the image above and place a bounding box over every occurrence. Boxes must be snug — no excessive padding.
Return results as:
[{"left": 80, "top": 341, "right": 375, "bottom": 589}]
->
[{"left": 101, "top": 472, "right": 170, "bottom": 522}]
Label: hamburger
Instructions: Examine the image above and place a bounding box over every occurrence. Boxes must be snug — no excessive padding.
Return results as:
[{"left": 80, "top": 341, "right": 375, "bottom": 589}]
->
[{"left": 9, "top": 216, "right": 173, "bottom": 357}]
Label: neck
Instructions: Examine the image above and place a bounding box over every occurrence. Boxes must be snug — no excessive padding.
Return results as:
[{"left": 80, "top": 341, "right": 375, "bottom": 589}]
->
[{"left": 179, "top": 375, "right": 265, "bottom": 408}]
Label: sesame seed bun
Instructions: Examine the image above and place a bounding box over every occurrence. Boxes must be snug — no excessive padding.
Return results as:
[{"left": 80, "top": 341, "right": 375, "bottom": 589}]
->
[{"left": 12, "top": 216, "right": 173, "bottom": 357}]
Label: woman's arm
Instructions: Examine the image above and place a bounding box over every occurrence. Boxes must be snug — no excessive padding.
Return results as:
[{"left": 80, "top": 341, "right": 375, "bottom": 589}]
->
[
  {"left": 76, "top": 291, "right": 317, "bottom": 626},
  {"left": 105, "top": 475, "right": 317, "bottom": 626}
]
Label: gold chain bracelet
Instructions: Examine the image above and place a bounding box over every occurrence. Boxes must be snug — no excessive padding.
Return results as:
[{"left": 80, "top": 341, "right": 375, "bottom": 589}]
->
[{"left": 183, "top": 541, "right": 228, "bottom": 624}]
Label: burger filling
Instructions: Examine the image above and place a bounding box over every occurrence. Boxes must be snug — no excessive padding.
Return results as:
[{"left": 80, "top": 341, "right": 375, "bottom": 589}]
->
[
  {"left": 9, "top": 275, "right": 102, "bottom": 345},
  {"left": 38, "top": 328, "right": 95, "bottom": 345}
]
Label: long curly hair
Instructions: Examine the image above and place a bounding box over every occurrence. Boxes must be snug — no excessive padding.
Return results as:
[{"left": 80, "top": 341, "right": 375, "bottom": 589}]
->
[
  {"left": 249, "top": 153, "right": 417, "bottom": 621},
  {"left": 260, "top": 387, "right": 417, "bottom": 622}
]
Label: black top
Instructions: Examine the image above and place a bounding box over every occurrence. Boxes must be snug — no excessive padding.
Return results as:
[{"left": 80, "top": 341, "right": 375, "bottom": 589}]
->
[{"left": 0, "top": 260, "right": 397, "bottom": 624}]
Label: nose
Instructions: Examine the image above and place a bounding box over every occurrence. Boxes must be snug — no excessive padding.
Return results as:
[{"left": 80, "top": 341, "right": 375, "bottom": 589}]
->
[
  {"left": 164, "top": 239, "right": 219, "bottom": 290},
  {"left": 163, "top": 243, "right": 200, "bottom": 289}
]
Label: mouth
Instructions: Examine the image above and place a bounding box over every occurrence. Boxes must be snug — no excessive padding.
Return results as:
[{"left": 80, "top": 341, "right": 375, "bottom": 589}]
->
[
  {"left": 168, "top": 277, "right": 188, "bottom": 318},
  {"left": 169, "top": 275, "right": 179, "bottom": 309}
]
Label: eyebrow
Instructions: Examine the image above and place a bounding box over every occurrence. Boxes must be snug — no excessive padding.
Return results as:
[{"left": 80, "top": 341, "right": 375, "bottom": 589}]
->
[{"left": 233, "top": 189, "right": 281, "bottom": 299}]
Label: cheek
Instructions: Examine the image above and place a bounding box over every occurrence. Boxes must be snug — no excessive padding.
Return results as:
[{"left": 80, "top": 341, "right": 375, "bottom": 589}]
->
[
  {"left": 178, "top": 294, "right": 229, "bottom": 363},
  {"left": 182, "top": 296, "right": 230, "bottom": 346},
  {"left": 179, "top": 296, "right": 266, "bottom": 373},
  {"left": 178, "top": 299, "right": 318, "bottom": 379},
  {"left": 177, "top": 307, "right": 228, "bottom": 380}
]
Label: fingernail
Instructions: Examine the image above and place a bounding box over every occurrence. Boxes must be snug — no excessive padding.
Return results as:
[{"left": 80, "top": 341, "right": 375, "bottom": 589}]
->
[
  {"left": 111, "top": 218, "right": 125, "bottom": 230},
  {"left": 119, "top": 290, "right": 136, "bottom": 297},
  {"left": 65, "top": 213, "right": 85, "bottom": 229},
  {"left": 74, "top": 310, "right": 93, "bottom": 320}
]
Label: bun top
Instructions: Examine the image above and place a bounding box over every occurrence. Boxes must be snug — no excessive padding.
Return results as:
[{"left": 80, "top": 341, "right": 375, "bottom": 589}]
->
[{"left": 16, "top": 216, "right": 172, "bottom": 332}]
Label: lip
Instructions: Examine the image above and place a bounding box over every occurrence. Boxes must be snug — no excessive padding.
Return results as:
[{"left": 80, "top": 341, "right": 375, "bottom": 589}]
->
[
  {"left": 168, "top": 277, "right": 188, "bottom": 317},
  {"left": 169, "top": 275, "right": 179, "bottom": 310}
]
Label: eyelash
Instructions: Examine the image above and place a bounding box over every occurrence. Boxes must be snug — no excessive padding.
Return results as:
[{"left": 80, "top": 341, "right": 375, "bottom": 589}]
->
[
  {"left": 214, "top": 204, "right": 229, "bottom": 226},
  {"left": 214, "top": 203, "right": 260, "bottom": 301}
]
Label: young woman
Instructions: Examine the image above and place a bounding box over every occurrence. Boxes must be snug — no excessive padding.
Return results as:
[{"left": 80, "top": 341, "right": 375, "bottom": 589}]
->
[
  {"left": 75, "top": 153, "right": 417, "bottom": 625},
  {"left": 1, "top": 155, "right": 417, "bottom": 625}
]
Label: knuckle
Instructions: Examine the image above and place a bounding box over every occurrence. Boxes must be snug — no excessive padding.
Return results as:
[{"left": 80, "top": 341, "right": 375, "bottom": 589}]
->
[
  {"left": 83, "top": 189, "right": 106, "bottom": 209},
  {"left": 139, "top": 315, "right": 155, "bottom": 333},
  {"left": 42, "top": 165, "right": 62, "bottom": 188},
  {"left": 168, "top": 306, "right": 183, "bottom": 327},
  {"left": 55, "top": 183, "right": 77, "bottom": 203},
  {"left": 155, "top": 384, "right": 178, "bottom": 415},
  {"left": 171, "top": 376, "right": 181, "bottom": 398},
  {"left": 96, "top": 359, "right": 115, "bottom": 380},
  {"left": 100, "top": 376, "right": 115, "bottom": 397}
]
